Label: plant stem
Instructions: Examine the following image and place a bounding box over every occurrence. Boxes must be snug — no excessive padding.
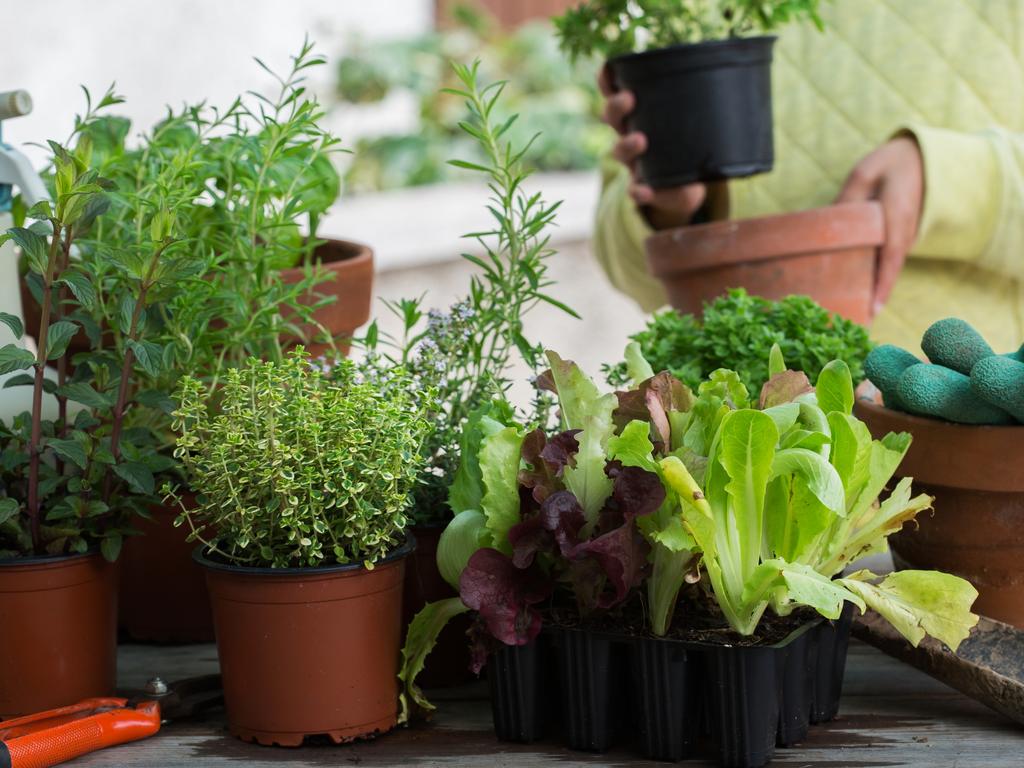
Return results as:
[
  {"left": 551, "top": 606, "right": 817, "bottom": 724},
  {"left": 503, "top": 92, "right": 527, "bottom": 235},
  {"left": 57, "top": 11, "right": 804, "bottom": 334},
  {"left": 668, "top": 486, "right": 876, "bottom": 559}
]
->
[
  {"left": 55, "top": 226, "right": 73, "bottom": 441},
  {"left": 27, "top": 227, "right": 65, "bottom": 552}
]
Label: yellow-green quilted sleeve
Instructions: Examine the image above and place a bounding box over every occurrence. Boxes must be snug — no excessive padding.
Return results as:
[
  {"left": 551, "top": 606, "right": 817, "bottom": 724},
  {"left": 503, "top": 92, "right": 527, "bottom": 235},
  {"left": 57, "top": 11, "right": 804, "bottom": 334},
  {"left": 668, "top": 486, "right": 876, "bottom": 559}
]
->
[
  {"left": 593, "top": 159, "right": 666, "bottom": 312},
  {"left": 908, "top": 125, "right": 1024, "bottom": 279}
]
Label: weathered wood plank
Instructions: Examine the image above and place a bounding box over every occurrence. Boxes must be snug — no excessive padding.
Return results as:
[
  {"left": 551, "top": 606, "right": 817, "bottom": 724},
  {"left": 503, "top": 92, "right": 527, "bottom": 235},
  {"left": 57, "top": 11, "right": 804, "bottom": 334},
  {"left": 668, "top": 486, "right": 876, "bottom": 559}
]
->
[{"left": 62, "top": 641, "right": 1023, "bottom": 768}]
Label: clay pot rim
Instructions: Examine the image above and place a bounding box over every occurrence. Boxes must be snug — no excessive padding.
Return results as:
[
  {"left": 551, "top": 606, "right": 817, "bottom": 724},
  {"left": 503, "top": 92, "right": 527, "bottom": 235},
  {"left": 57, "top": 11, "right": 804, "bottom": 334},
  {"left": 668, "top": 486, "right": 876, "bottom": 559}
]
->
[
  {"left": 0, "top": 549, "right": 100, "bottom": 569},
  {"left": 855, "top": 399, "right": 1024, "bottom": 436},
  {"left": 609, "top": 34, "right": 777, "bottom": 67},
  {"left": 281, "top": 238, "right": 372, "bottom": 278},
  {"left": 647, "top": 201, "right": 885, "bottom": 278},
  {"left": 193, "top": 534, "right": 416, "bottom": 577}
]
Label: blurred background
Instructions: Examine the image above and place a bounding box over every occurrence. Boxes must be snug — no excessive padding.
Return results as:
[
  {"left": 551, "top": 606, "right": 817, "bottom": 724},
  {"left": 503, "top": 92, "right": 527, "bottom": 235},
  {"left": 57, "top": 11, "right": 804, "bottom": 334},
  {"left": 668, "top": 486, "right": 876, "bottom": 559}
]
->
[{"left": 1, "top": 0, "right": 646, "bottom": 418}]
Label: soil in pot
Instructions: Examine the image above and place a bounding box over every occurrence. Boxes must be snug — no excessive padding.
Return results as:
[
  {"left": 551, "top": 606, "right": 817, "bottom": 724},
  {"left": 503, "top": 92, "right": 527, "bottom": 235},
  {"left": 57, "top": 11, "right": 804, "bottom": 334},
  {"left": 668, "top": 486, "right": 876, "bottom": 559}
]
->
[
  {"left": 402, "top": 525, "right": 474, "bottom": 688},
  {"left": 609, "top": 36, "right": 775, "bottom": 188},
  {"left": 281, "top": 239, "right": 373, "bottom": 357},
  {"left": 118, "top": 494, "right": 213, "bottom": 643},
  {"left": 197, "top": 538, "right": 412, "bottom": 746},
  {"left": 0, "top": 552, "right": 118, "bottom": 717},
  {"left": 646, "top": 201, "right": 885, "bottom": 325},
  {"left": 854, "top": 400, "right": 1024, "bottom": 627}
]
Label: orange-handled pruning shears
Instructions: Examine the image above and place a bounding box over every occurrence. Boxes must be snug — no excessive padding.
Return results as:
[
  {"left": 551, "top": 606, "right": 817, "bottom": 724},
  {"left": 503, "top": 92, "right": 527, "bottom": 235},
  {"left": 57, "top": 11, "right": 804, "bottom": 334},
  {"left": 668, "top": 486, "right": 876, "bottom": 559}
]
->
[{"left": 0, "top": 675, "right": 221, "bottom": 768}]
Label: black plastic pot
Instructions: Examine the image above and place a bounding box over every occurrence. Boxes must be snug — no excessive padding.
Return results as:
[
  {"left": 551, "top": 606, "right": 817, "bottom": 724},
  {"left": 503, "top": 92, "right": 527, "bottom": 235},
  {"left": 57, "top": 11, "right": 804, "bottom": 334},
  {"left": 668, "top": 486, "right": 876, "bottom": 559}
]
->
[
  {"left": 609, "top": 36, "right": 776, "bottom": 188},
  {"left": 488, "top": 612, "right": 850, "bottom": 767},
  {"left": 810, "top": 603, "right": 854, "bottom": 724},
  {"left": 489, "top": 635, "right": 550, "bottom": 743},
  {"left": 629, "top": 635, "right": 702, "bottom": 762},
  {"left": 556, "top": 628, "right": 628, "bottom": 751}
]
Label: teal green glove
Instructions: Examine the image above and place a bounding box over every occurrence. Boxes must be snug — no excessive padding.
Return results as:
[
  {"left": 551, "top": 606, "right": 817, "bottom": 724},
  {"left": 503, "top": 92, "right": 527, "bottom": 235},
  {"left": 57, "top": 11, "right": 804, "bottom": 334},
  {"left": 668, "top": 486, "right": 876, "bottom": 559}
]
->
[
  {"left": 971, "top": 356, "right": 1024, "bottom": 422},
  {"left": 897, "top": 364, "right": 1015, "bottom": 425},
  {"left": 921, "top": 318, "right": 995, "bottom": 375},
  {"left": 864, "top": 344, "right": 921, "bottom": 411}
]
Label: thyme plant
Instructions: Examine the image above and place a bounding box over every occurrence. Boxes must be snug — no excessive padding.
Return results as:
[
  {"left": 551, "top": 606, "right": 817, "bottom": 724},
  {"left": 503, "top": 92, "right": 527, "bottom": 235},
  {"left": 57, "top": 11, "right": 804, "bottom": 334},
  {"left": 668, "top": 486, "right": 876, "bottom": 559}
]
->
[
  {"left": 170, "top": 350, "right": 433, "bottom": 569},
  {"left": 555, "top": 0, "right": 826, "bottom": 59},
  {"left": 363, "top": 61, "right": 578, "bottom": 525}
]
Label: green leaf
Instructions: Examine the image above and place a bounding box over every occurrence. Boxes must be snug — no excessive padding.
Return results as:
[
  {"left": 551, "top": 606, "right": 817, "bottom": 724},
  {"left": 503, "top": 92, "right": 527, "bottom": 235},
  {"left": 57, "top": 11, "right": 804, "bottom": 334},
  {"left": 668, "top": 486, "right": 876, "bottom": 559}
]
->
[
  {"left": 608, "top": 419, "right": 659, "bottom": 474},
  {"left": 764, "top": 559, "right": 865, "bottom": 620},
  {"left": 0, "top": 498, "right": 19, "bottom": 525},
  {"left": 46, "top": 321, "right": 79, "bottom": 360},
  {"left": 48, "top": 438, "right": 88, "bottom": 469},
  {"left": 0, "top": 344, "right": 36, "bottom": 375},
  {"left": 840, "top": 569, "right": 979, "bottom": 651},
  {"left": 479, "top": 425, "right": 525, "bottom": 555},
  {"left": 436, "top": 509, "right": 488, "bottom": 590},
  {"left": 448, "top": 401, "right": 514, "bottom": 515},
  {"left": 113, "top": 462, "right": 155, "bottom": 495},
  {"left": 546, "top": 351, "right": 617, "bottom": 528},
  {"left": 770, "top": 448, "right": 845, "bottom": 515},
  {"left": 768, "top": 343, "right": 786, "bottom": 378},
  {"left": 624, "top": 341, "right": 655, "bottom": 388},
  {"left": 816, "top": 360, "right": 854, "bottom": 415},
  {"left": 397, "top": 597, "right": 470, "bottom": 723},
  {"left": 57, "top": 270, "right": 96, "bottom": 310},
  {"left": 118, "top": 294, "right": 136, "bottom": 335},
  {"left": 127, "top": 339, "right": 162, "bottom": 377},
  {"left": 0, "top": 312, "right": 24, "bottom": 340},
  {"left": 6, "top": 227, "right": 50, "bottom": 275},
  {"left": 57, "top": 382, "right": 113, "bottom": 409},
  {"left": 101, "top": 533, "right": 123, "bottom": 562}
]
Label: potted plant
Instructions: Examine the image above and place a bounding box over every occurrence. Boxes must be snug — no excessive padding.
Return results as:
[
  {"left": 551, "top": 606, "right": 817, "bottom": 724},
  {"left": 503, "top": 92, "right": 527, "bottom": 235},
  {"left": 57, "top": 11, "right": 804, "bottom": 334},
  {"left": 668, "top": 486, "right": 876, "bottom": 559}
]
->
[
  {"left": 361, "top": 61, "right": 578, "bottom": 685},
  {"left": 0, "top": 132, "right": 191, "bottom": 716},
  {"left": 554, "top": 0, "right": 826, "bottom": 187},
  {"left": 31, "top": 42, "right": 370, "bottom": 643},
  {"left": 605, "top": 289, "right": 874, "bottom": 395},
  {"left": 168, "top": 349, "right": 430, "bottom": 745},
  {"left": 856, "top": 319, "right": 1024, "bottom": 627},
  {"left": 405, "top": 347, "right": 979, "bottom": 767}
]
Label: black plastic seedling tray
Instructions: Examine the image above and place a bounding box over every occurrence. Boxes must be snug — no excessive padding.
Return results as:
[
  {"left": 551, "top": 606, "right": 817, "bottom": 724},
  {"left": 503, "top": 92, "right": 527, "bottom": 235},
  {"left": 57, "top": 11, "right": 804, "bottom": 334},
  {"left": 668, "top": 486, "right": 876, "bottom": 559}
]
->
[{"left": 489, "top": 605, "right": 854, "bottom": 768}]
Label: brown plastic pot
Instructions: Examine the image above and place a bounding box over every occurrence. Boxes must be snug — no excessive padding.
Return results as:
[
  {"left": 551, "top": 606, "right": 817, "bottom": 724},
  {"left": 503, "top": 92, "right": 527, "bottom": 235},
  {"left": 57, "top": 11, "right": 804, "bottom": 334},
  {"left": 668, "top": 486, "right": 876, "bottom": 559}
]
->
[
  {"left": 198, "top": 537, "right": 413, "bottom": 746},
  {"left": 854, "top": 400, "right": 1024, "bottom": 627},
  {"left": 282, "top": 238, "right": 374, "bottom": 357},
  {"left": 0, "top": 552, "right": 118, "bottom": 717},
  {"left": 402, "top": 525, "right": 474, "bottom": 687},
  {"left": 118, "top": 494, "right": 213, "bottom": 643},
  {"left": 646, "top": 201, "right": 885, "bottom": 324}
]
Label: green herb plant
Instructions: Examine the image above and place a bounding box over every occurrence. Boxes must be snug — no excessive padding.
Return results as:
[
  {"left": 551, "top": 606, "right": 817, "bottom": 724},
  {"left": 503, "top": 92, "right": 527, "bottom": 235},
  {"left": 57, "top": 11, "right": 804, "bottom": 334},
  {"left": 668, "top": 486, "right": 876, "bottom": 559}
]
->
[
  {"left": 363, "top": 60, "right": 578, "bottom": 526},
  {"left": 0, "top": 122, "right": 189, "bottom": 560},
  {"left": 168, "top": 349, "right": 432, "bottom": 569},
  {"left": 555, "top": 0, "right": 826, "bottom": 60},
  {"left": 606, "top": 289, "right": 873, "bottom": 395},
  {"left": 69, "top": 40, "right": 343, "bottom": 454}
]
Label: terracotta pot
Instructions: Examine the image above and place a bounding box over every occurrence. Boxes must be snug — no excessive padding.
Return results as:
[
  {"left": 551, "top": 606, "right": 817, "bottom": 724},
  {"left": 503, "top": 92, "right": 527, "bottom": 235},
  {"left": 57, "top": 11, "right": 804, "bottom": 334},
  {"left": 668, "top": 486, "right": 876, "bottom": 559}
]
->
[
  {"left": 0, "top": 552, "right": 118, "bottom": 717},
  {"left": 646, "top": 201, "right": 884, "bottom": 324},
  {"left": 402, "top": 525, "right": 474, "bottom": 687},
  {"left": 854, "top": 400, "right": 1024, "bottom": 627},
  {"left": 282, "top": 239, "right": 374, "bottom": 357},
  {"left": 118, "top": 495, "right": 213, "bottom": 643},
  {"left": 198, "top": 537, "right": 413, "bottom": 746}
]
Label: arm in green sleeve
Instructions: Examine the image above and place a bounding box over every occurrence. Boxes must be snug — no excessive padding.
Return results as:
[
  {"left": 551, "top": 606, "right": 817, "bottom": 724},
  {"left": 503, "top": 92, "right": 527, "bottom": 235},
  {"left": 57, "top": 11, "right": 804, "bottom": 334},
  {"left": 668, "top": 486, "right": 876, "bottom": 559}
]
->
[
  {"left": 907, "top": 125, "right": 1024, "bottom": 278},
  {"left": 592, "top": 158, "right": 667, "bottom": 312}
]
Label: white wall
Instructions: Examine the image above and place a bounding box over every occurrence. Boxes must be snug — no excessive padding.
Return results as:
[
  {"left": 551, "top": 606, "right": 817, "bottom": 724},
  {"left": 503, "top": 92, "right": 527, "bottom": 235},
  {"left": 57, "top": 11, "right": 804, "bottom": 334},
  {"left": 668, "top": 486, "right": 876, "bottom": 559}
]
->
[{"left": 2, "top": 0, "right": 433, "bottom": 164}]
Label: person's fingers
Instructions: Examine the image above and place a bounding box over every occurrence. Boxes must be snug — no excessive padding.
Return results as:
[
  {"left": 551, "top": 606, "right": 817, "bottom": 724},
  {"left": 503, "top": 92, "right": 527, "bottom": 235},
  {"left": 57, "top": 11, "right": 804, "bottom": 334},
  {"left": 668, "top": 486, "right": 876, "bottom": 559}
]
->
[
  {"left": 629, "top": 181, "right": 655, "bottom": 206},
  {"left": 612, "top": 131, "right": 646, "bottom": 166},
  {"left": 602, "top": 91, "right": 636, "bottom": 133},
  {"left": 597, "top": 64, "right": 616, "bottom": 97},
  {"left": 874, "top": 185, "right": 916, "bottom": 312},
  {"left": 629, "top": 183, "right": 708, "bottom": 228},
  {"left": 835, "top": 157, "right": 882, "bottom": 203}
]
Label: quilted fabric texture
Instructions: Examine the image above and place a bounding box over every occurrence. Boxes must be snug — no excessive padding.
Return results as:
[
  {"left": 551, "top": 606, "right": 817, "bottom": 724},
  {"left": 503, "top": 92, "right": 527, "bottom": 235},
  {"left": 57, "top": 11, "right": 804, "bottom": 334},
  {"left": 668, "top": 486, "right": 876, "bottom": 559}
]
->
[{"left": 594, "top": 0, "right": 1024, "bottom": 354}]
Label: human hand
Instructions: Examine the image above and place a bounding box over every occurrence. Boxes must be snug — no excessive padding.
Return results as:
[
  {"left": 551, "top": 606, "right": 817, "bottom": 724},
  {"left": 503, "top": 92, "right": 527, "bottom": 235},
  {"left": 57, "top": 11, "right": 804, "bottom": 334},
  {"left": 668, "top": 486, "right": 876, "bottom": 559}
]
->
[
  {"left": 599, "top": 65, "right": 707, "bottom": 230},
  {"left": 835, "top": 136, "right": 924, "bottom": 316}
]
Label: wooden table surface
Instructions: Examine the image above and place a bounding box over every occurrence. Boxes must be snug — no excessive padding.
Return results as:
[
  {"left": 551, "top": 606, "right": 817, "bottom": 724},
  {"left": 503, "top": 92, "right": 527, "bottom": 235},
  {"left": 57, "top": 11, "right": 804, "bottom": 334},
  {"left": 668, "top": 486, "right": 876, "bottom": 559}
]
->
[{"left": 65, "top": 640, "right": 1023, "bottom": 768}]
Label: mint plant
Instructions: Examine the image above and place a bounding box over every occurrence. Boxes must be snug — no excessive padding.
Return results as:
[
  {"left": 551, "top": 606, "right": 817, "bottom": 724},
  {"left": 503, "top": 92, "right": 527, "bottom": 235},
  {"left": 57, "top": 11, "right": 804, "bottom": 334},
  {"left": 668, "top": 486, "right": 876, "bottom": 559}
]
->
[
  {"left": 363, "top": 61, "right": 578, "bottom": 526},
  {"left": 168, "top": 350, "right": 432, "bottom": 569},
  {"left": 555, "top": 0, "right": 826, "bottom": 59},
  {"left": 0, "top": 128, "right": 186, "bottom": 560}
]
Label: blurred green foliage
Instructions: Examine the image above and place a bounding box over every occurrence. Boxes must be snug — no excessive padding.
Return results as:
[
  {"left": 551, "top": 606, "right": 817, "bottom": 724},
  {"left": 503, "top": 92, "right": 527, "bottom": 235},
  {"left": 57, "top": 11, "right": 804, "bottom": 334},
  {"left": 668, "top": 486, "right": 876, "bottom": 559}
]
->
[{"left": 336, "top": 6, "right": 612, "bottom": 192}]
